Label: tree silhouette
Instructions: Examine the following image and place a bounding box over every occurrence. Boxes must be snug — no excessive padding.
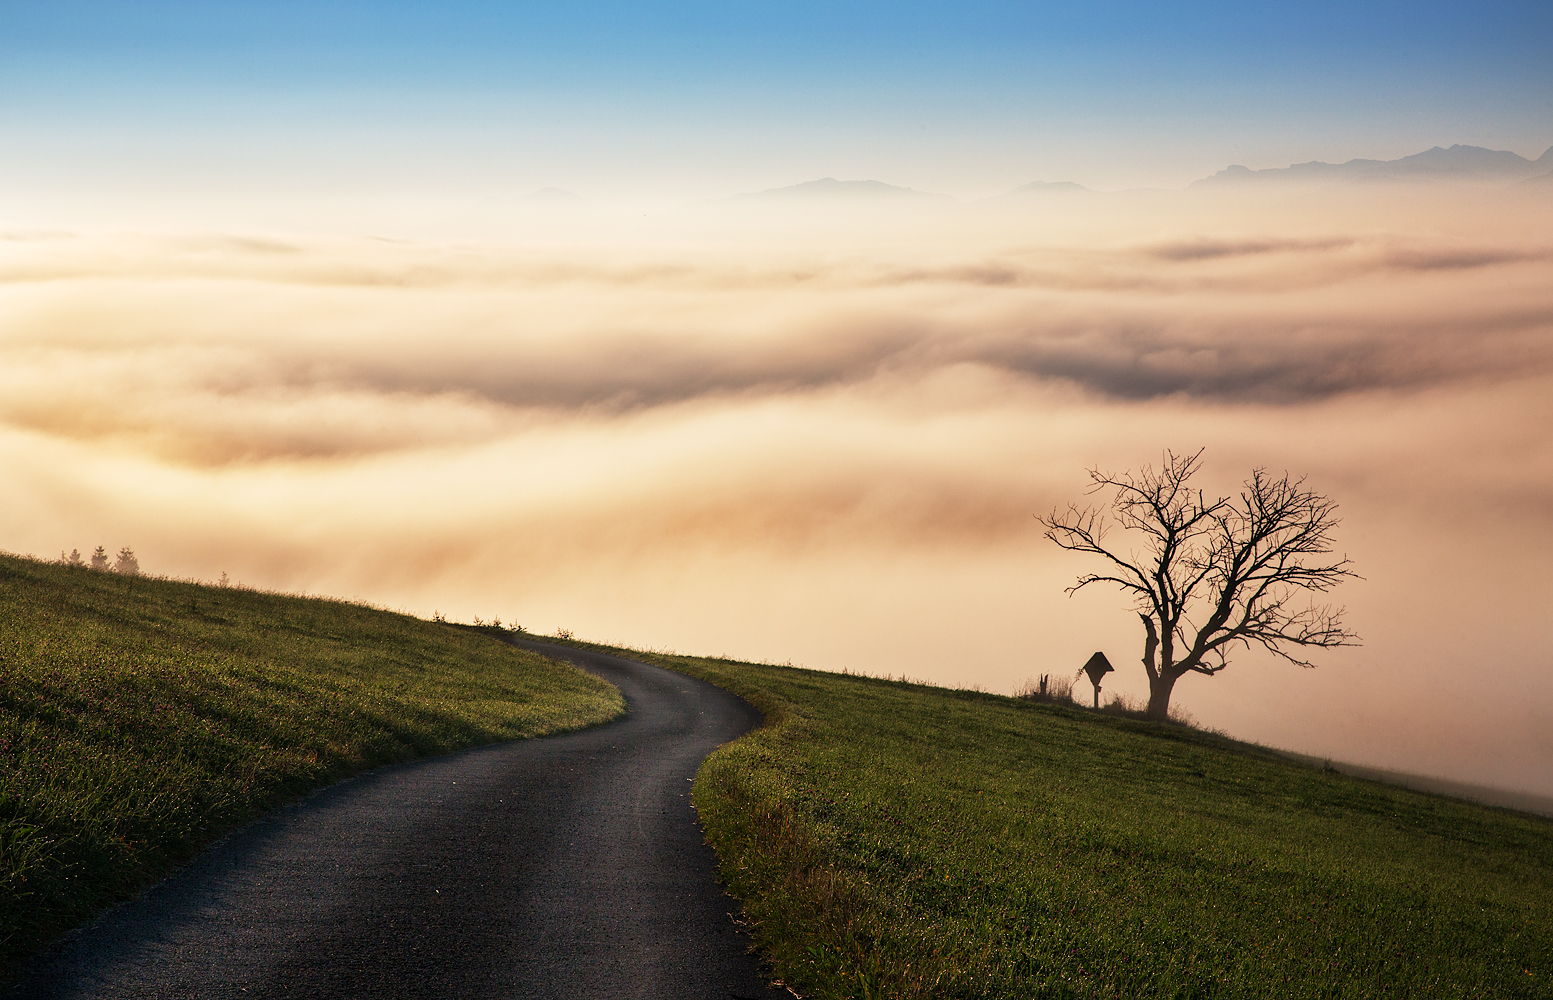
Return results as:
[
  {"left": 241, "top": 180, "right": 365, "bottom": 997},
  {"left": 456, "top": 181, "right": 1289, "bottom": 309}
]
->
[
  {"left": 89, "top": 546, "right": 110, "bottom": 571},
  {"left": 113, "top": 547, "right": 140, "bottom": 576},
  {"left": 1040, "top": 449, "right": 1359, "bottom": 721}
]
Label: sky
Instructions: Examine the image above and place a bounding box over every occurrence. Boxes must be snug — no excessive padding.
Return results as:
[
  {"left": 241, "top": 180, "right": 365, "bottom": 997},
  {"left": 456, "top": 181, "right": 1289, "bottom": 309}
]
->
[
  {"left": 3, "top": 1, "right": 1551, "bottom": 213},
  {"left": 2, "top": 2, "right": 1552, "bottom": 795}
]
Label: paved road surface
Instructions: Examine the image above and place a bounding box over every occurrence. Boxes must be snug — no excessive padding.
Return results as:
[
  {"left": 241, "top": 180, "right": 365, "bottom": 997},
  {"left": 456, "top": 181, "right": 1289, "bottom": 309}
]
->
[{"left": 9, "top": 638, "right": 788, "bottom": 1000}]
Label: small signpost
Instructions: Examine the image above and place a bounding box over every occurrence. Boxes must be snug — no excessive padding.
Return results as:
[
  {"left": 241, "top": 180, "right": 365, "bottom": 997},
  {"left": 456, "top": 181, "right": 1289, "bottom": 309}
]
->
[{"left": 1081, "top": 651, "right": 1114, "bottom": 709}]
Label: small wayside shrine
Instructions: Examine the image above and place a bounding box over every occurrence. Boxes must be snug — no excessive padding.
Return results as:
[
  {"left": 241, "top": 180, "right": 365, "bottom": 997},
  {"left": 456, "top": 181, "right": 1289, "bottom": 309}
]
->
[{"left": 1081, "top": 651, "right": 1114, "bottom": 709}]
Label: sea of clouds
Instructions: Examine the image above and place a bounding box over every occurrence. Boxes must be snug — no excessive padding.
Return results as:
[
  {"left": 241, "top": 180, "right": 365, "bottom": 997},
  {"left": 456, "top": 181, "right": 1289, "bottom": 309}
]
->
[{"left": 3, "top": 181, "right": 1550, "bottom": 793}]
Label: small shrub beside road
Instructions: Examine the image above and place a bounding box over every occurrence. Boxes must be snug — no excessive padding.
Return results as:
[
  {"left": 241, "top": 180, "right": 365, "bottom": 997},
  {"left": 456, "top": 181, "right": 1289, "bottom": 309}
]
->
[{"left": 0, "top": 553, "right": 623, "bottom": 973}]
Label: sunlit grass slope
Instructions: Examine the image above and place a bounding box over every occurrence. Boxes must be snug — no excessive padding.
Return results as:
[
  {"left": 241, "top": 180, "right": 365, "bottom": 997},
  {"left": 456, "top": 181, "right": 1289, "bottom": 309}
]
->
[
  {"left": 0, "top": 554, "right": 623, "bottom": 973},
  {"left": 626, "top": 648, "right": 1550, "bottom": 999}
]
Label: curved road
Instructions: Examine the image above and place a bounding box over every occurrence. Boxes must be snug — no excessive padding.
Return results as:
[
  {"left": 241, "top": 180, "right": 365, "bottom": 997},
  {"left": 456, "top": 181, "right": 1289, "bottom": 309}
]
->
[{"left": 9, "top": 639, "right": 789, "bottom": 1000}]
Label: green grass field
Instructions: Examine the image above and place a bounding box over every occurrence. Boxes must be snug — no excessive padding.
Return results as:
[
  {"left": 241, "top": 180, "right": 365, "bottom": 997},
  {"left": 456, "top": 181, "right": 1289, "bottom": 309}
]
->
[
  {"left": 606, "top": 647, "right": 1553, "bottom": 1000},
  {"left": 0, "top": 553, "right": 623, "bottom": 973},
  {"left": 6, "top": 566, "right": 1548, "bottom": 998}
]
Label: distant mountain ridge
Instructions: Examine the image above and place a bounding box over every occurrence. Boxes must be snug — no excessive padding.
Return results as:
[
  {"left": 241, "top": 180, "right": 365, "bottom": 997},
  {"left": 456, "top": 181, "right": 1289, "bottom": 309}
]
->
[
  {"left": 730, "top": 177, "right": 954, "bottom": 203},
  {"left": 1004, "top": 180, "right": 1091, "bottom": 196},
  {"left": 1195, "top": 144, "right": 1553, "bottom": 186},
  {"left": 728, "top": 144, "right": 1550, "bottom": 206}
]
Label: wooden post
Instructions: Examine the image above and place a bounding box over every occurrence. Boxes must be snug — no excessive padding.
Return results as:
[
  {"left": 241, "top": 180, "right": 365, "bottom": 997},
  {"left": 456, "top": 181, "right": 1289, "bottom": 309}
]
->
[{"left": 1081, "top": 652, "right": 1114, "bottom": 711}]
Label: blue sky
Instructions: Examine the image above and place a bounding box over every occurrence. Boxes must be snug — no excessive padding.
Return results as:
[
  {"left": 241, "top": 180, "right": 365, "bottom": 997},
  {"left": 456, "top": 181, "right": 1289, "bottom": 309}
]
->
[{"left": 4, "top": 1, "right": 1550, "bottom": 210}]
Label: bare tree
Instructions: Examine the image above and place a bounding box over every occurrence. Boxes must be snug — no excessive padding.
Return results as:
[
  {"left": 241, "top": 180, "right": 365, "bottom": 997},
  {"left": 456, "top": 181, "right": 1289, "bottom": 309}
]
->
[{"left": 1039, "top": 449, "right": 1359, "bottom": 721}]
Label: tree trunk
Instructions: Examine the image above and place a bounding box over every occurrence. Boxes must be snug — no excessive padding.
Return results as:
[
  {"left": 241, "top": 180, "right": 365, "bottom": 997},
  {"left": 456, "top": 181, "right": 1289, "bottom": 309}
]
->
[{"left": 1146, "top": 672, "right": 1177, "bottom": 721}]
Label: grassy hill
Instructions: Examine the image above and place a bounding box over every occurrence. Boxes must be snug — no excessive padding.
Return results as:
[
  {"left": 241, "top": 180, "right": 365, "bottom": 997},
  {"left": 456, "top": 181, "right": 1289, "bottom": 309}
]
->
[
  {"left": 595, "top": 646, "right": 1552, "bottom": 999},
  {"left": 0, "top": 553, "right": 623, "bottom": 974},
  {"left": 5, "top": 565, "right": 1547, "bottom": 998}
]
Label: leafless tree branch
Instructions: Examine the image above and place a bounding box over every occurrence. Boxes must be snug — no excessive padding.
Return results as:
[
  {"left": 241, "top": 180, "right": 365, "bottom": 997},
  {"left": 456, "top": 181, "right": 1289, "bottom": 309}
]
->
[{"left": 1041, "top": 450, "right": 1359, "bottom": 720}]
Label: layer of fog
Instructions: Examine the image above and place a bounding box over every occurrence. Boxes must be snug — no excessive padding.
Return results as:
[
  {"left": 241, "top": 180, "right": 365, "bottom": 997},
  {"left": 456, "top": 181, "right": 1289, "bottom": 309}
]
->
[{"left": 3, "top": 181, "right": 1550, "bottom": 795}]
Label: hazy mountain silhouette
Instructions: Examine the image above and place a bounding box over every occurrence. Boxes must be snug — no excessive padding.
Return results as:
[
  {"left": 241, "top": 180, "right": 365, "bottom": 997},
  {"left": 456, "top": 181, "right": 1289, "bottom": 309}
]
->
[
  {"left": 730, "top": 178, "right": 954, "bottom": 203},
  {"left": 1194, "top": 144, "right": 1553, "bottom": 187},
  {"left": 1530, "top": 145, "right": 1553, "bottom": 183},
  {"left": 1001, "top": 180, "right": 1091, "bottom": 196}
]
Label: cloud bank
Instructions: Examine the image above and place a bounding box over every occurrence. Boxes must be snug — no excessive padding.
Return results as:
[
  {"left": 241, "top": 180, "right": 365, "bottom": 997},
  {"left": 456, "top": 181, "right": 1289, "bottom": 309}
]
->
[
  {"left": 3, "top": 181, "right": 1551, "bottom": 795},
  {"left": 4, "top": 200, "right": 1550, "bottom": 464}
]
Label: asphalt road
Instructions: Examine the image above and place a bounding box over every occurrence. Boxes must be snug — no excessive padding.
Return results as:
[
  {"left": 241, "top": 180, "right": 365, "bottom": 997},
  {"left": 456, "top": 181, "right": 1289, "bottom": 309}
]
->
[{"left": 9, "top": 638, "right": 789, "bottom": 1000}]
